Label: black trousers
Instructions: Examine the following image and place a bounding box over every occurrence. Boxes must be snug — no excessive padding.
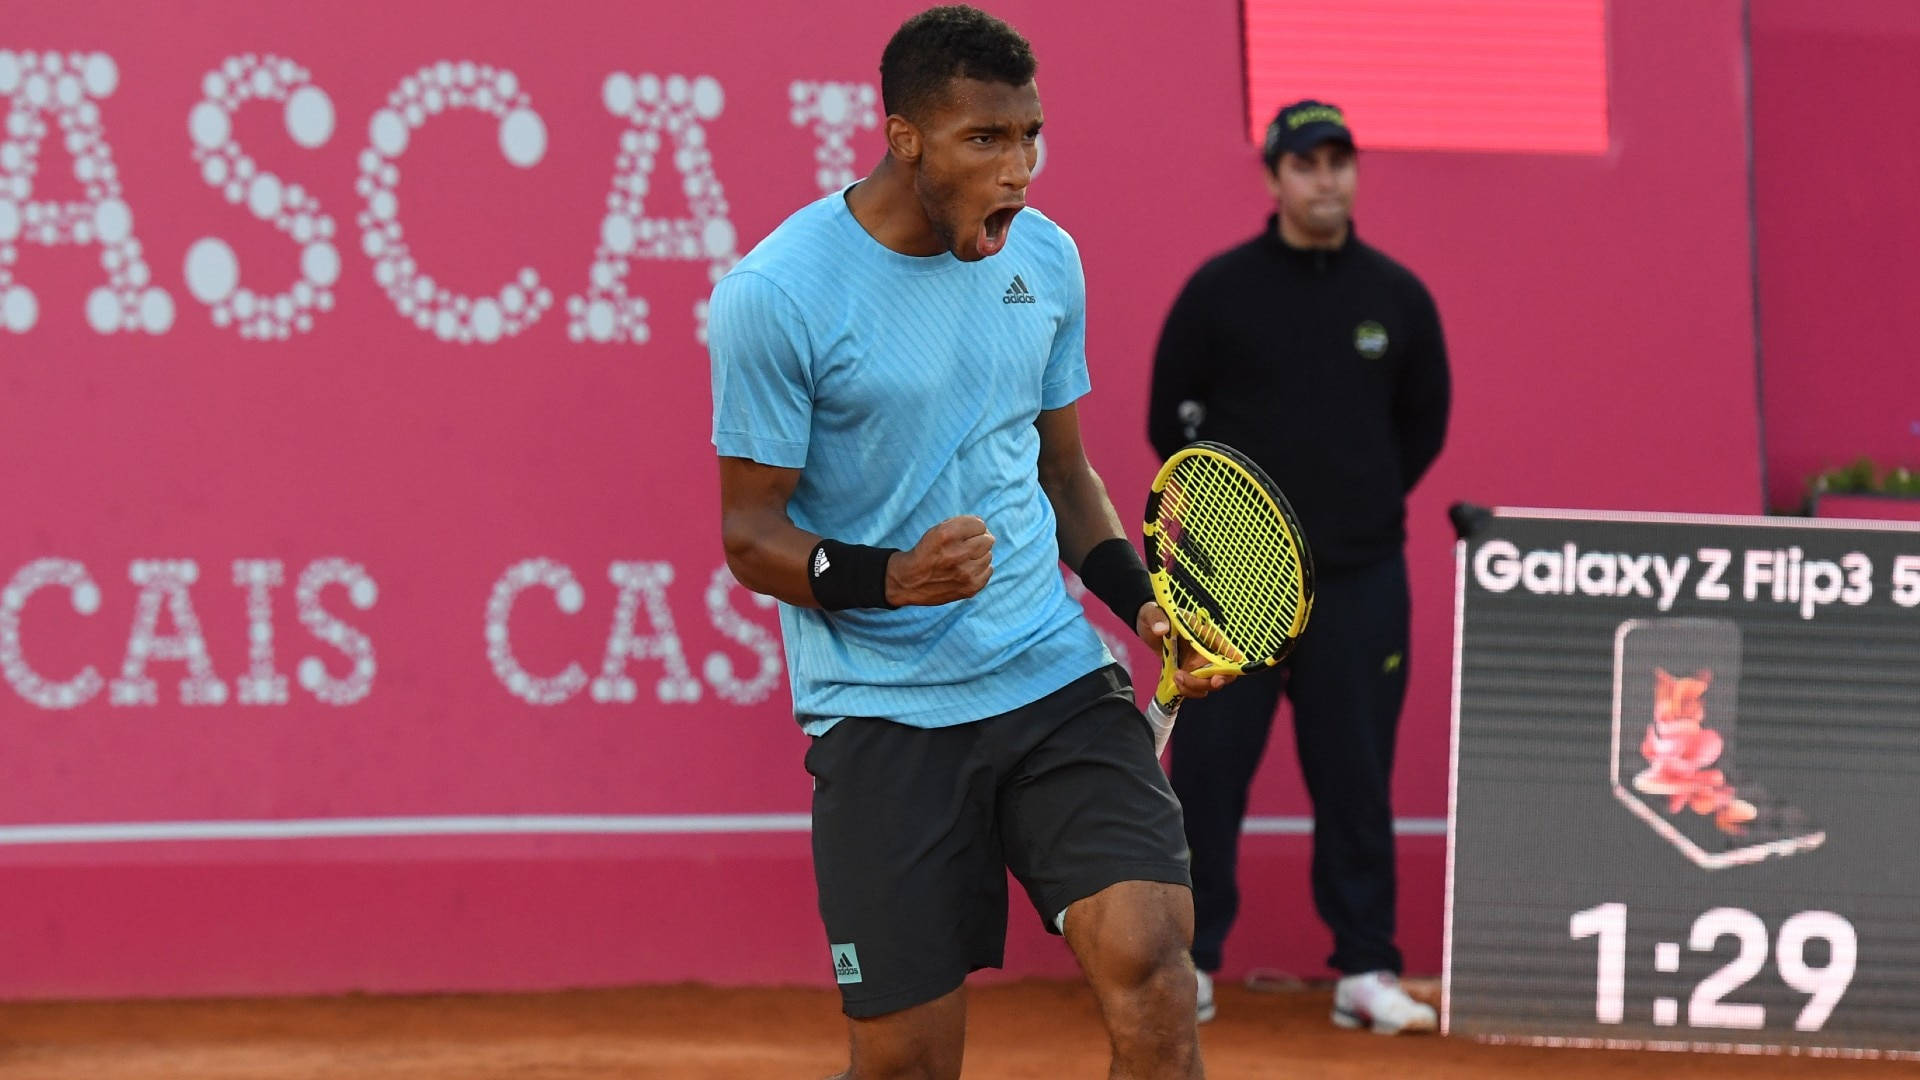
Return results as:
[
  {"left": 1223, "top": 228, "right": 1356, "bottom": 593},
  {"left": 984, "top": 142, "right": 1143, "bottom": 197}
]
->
[{"left": 1168, "top": 554, "right": 1410, "bottom": 976}]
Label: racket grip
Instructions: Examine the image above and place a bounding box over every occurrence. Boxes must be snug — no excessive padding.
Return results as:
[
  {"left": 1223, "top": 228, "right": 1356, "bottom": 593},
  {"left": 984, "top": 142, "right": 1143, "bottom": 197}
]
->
[
  {"left": 1145, "top": 696, "right": 1179, "bottom": 758},
  {"left": 1149, "top": 636, "right": 1183, "bottom": 758}
]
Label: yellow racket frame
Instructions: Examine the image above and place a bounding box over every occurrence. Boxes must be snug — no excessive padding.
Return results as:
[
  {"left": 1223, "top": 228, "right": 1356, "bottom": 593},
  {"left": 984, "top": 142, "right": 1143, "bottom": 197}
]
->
[{"left": 1142, "top": 441, "right": 1314, "bottom": 718}]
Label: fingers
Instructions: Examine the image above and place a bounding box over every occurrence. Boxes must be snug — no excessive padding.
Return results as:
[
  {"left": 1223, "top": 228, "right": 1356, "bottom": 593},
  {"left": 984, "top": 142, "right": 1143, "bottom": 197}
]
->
[
  {"left": 1167, "top": 633, "right": 1239, "bottom": 699},
  {"left": 893, "top": 515, "right": 995, "bottom": 605},
  {"left": 933, "top": 516, "right": 994, "bottom": 576},
  {"left": 958, "top": 545, "right": 993, "bottom": 595},
  {"left": 1134, "top": 601, "right": 1172, "bottom": 644},
  {"left": 947, "top": 517, "right": 993, "bottom": 597},
  {"left": 931, "top": 514, "right": 991, "bottom": 546},
  {"left": 1171, "top": 666, "right": 1231, "bottom": 698},
  {"left": 958, "top": 532, "right": 995, "bottom": 561}
]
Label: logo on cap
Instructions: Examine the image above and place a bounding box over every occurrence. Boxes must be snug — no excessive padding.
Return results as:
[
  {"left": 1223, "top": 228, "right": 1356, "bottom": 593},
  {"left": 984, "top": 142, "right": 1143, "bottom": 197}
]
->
[
  {"left": 1287, "top": 104, "right": 1346, "bottom": 130},
  {"left": 1264, "top": 99, "right": 1354, "bottom": 165}
]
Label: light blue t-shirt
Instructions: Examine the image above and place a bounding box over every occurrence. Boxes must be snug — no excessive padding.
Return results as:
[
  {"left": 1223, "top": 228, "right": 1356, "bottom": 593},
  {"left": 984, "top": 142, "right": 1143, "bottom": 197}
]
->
[{"left": 708, "top": 189, "right": 1113, "bottom": 733}]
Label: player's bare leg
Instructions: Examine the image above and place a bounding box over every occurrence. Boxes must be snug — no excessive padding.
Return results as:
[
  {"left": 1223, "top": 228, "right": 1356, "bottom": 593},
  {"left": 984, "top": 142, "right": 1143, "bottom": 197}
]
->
[
  {"left": 826, "top": 984, "right": 967, "bottom": 1080},
  {"left": 1065, "top": 880, "right": 1204, "bottom": 1079}
]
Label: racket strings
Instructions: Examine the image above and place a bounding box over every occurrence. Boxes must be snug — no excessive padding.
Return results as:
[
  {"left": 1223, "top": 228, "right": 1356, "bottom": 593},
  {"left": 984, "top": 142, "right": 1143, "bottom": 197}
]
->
[{"left": 1153, "top": 455, "right": 1304, "bottom": 662}]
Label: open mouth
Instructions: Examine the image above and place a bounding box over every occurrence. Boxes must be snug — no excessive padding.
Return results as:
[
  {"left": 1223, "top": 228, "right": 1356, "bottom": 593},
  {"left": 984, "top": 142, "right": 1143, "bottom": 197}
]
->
[{"left": 977, "top": 205, "right": 1022, "bottom": 256}]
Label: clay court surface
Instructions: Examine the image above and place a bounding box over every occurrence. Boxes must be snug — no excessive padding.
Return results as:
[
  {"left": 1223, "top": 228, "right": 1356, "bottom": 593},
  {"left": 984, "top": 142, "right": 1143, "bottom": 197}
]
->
[{"left": 3, "top": 978, "right": 1916, "bottom": 1079}]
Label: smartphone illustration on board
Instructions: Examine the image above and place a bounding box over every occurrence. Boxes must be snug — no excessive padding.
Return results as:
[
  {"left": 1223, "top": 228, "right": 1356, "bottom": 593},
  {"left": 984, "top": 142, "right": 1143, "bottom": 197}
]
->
[{"left": 1611, "top": 617, "right": 1825, "bottom": 869}]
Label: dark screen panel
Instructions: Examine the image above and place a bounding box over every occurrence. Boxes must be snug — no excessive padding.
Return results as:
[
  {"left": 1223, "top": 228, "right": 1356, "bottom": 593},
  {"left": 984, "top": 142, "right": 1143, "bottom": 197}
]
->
[{"left": 1447, "top": 509, "right": 1920, "bottom": 1058}]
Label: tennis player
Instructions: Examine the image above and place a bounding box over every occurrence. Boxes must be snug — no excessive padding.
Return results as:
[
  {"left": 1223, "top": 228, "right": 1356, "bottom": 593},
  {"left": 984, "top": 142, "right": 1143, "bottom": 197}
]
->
[{"left": 708, "top": 6, "right": 1227, "bottom": 1077}]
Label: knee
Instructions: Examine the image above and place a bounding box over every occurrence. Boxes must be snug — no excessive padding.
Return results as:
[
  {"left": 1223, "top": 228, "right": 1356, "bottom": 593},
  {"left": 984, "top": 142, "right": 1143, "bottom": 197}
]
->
[
  {"left": 1069, "top": 881, "right": 1198, "bottom": 1019},
  {"left": 1076, "top": 886, "right": 1191, "bottom": 975},
  {"left": 1090, "top": 923, "right": 1197, "bottom": 1011},
  {"left": 1094, "top": 940, "right": 1199, "bottom": 1066},
  {"left": 1127, "top": 941, "right": 1199, "bottom": 1009}
]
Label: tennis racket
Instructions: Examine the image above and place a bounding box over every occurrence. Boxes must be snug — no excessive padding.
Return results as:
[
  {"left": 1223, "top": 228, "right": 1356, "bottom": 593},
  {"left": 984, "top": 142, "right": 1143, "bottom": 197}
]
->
[{"left": 1142, "top": 441, "right": 1314, "bottom": 748}]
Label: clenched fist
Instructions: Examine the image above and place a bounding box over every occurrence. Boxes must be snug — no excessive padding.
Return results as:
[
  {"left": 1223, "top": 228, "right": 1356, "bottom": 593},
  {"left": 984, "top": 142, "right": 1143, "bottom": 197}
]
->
[
  {"left": 1135, "top": 601, "right": 1237, "bottom": 699},
  {"left": 885, "top": 515, "right": 994, "bottom": 606}
]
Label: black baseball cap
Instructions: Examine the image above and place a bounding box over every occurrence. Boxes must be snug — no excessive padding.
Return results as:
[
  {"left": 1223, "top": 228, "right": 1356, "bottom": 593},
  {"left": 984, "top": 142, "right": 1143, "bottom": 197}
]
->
[{"left": 1262, "top": 99, "right": 1354, "bottom": 168}]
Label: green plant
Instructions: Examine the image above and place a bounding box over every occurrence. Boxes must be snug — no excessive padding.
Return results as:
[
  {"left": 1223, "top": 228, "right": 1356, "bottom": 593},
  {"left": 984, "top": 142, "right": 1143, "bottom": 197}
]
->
[{"left": 1805, "top": 456, "right": 1920, "bottom": 499}]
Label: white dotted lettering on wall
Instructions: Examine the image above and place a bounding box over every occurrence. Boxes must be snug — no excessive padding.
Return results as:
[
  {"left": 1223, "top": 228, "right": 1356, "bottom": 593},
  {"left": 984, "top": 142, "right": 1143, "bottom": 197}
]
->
[
  {"left": 567, "top": 73, "right": 737, "bottom": 347},
  {"left": 788, "top": 81, "right": 879, "bottom": 195},
  {"left": 485, "top": 558, "right": 589, "bottom": 706},
  {"left": 702, "top": 564, "right": 783, "bottom": 705},
  {"left": 360, "top": 62, "right": 552, "bottom": 344},
  {"left": 0, "top": 558, "right": 104, "bottom": 709},
  {"left": 184, "top": 55, "right": 338, "bottom": 339},
  {"left": 295, "top": 558, "right": 377, "bottom": 705},
  {"left": 232, "top": 559, "right": 289, "bottom": 705},
  {"left": 591, "top": 561, "right": 702, "bottom": 704},
  {"left": 110, "top": 560, "right": 227, "bottom": 707},
  {"left": 0, "top": 50, "right": 173, "bottom": 335}
]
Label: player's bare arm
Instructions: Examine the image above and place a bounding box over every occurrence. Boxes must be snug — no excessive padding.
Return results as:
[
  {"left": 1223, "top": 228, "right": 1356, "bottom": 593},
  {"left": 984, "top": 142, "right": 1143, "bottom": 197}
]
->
[
  {"left": 718, "top": 457, "right": 819, "bottom": 606},
  {"left": 1033, "top": 404, "right": 1231, "bottom": 697}
]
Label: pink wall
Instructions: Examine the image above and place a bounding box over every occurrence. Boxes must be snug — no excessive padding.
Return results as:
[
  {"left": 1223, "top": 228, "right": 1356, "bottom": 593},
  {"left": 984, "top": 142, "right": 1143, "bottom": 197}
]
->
[
  {"left": 1753, "top": 0, "right": 1920, "bottom": 510},
  {"left": 0, "top": 0, "right": 1759, "bottom": 999}
]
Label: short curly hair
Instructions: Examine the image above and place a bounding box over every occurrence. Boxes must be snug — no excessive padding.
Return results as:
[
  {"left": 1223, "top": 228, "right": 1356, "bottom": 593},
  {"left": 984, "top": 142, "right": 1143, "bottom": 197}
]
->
[{"left": 880, "top": 5, "right": 1037, "bottom": 124}]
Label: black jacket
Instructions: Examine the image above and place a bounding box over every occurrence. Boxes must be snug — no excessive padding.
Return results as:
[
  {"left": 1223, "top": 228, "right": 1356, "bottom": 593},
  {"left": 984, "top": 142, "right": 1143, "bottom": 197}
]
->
[{"left": 1148, "top": 217, "right": 1450, "bottom": 572}]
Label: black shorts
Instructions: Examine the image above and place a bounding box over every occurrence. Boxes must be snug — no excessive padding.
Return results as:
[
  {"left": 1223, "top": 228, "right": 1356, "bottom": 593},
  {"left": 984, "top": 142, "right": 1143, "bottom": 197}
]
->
[{"left": 804, "top": 664, "right": 1191, "bottom": 1018}]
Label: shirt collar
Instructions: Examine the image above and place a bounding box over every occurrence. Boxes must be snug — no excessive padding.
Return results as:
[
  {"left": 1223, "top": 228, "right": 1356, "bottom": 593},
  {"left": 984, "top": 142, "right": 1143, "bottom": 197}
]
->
[{"left": 1260, "top": 212, "right": 1356, "bottom": 270}]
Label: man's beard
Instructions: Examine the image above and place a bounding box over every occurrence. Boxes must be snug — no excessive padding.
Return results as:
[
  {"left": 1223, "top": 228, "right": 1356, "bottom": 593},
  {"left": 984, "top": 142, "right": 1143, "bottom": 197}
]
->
[{"left": 914, "top": 165, "right": 967, "bottom": 253}]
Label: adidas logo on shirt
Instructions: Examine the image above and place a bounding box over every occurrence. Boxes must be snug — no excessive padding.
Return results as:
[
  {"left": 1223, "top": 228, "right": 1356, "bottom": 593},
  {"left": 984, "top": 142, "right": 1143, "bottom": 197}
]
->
[{"left": 1003, "top": 275, "right": 1037, "bottom": 304}]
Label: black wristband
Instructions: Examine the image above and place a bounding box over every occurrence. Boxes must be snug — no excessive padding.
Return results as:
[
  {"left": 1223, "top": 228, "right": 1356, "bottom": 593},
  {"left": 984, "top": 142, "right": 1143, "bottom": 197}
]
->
[
  {"left": 1077, "top": 537, "right": 1156, "bottom": 628},
  {"left": 807, "top": 539, "right": 900, "bottom": 611}
]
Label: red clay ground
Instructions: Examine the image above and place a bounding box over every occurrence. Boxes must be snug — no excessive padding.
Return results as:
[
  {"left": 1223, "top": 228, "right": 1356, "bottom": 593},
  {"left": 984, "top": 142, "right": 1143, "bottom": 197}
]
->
[{"left": 2, "top": 978, "right": 1917, "bottom": 1078}]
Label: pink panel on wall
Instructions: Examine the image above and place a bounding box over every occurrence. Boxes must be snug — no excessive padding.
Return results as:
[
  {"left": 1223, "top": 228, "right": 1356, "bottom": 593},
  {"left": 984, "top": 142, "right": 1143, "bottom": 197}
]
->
[
  {"left": 1752, "top": 0, "right": 1920, "bottom": 509},
  {"left": 0, "top": 0, "right": 1757, "bottom": 1000},
  {"left": 1243, "top": 0, "right": 1609, "bottom": 153}
]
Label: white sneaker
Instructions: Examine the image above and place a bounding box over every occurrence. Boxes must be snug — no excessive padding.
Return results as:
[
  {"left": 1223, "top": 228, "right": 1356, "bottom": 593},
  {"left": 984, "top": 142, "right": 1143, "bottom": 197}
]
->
[
  {"left": 1194, "top": 968, "right": 1216, "bottom": 1024},
  {"left": 1331, "top": 971, "right": 1437, "bottom": 1034}
]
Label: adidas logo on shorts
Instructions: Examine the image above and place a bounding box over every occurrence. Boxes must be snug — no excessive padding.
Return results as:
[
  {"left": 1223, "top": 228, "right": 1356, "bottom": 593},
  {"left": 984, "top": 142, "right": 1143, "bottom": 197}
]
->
[{"left": 831, "top": 943, "right": 863, "bottom": 984}]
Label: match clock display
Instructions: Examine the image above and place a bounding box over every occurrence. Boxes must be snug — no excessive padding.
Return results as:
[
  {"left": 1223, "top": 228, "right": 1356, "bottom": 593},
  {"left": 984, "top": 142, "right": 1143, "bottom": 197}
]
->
[{"left": 1444, "top": 509, "right": 1920, "bottom": 1059}]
